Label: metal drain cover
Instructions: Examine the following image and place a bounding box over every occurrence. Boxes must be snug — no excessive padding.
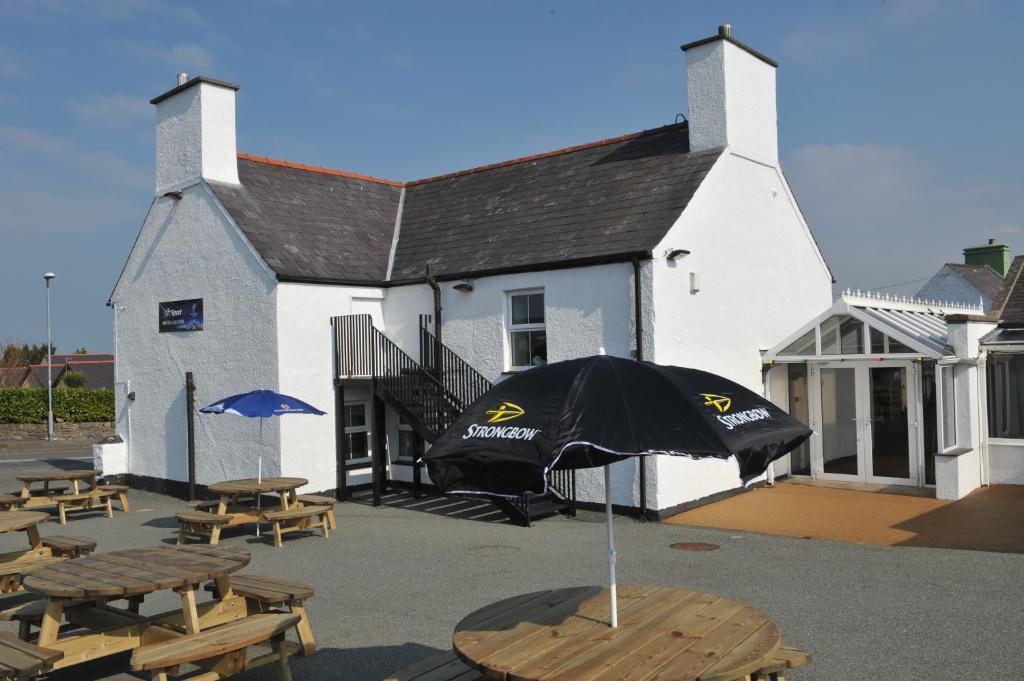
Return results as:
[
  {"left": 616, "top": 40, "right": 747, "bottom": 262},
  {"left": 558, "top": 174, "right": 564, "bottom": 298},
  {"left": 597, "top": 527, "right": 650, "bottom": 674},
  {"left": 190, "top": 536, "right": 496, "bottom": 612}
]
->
[{"left": 670, "top": 542, "right": 719, "bottom": 551}]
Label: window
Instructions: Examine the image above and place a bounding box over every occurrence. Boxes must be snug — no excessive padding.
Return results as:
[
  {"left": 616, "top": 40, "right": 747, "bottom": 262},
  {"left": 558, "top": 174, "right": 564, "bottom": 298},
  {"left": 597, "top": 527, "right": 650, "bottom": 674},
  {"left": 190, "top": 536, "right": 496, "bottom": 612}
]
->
[
  {"left": 819, "top": 315, "right": 864, "bottom": 355},
  {"left": 396, "top": 414, "right": 417, "bottom": 461},
  {"left": 344, "top": 403, "right": 370, "bottom": 463},
  {"left": 786, "top": 364, "right": 811, "bottom": 475},
  {"left": 509, "top": 290, "right": 546, "bottom": 369},
  {"left": 988, "top": 353, "right": 1024, "bottom": 439},
  {"left": 779, "top": 329, "right": 815, "bottom": 357},
  {"left": 939, "top": 365, "right": 957, "bottom": 449}
]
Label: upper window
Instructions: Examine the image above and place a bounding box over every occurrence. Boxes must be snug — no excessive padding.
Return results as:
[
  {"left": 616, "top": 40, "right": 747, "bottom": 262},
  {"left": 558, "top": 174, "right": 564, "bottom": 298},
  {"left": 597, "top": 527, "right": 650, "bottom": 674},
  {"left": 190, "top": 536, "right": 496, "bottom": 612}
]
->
[
  {"left": 509, "top": 290, "right": 547, "bottom": 370},
  {"left": 987, "top": 353, "right": 1024, "bottom": 439}
]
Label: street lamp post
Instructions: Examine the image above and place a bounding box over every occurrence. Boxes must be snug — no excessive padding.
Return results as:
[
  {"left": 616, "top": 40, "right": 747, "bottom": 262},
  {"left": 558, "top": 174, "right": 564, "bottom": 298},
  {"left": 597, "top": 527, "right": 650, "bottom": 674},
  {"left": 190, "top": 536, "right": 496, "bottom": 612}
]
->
[{"left": 44, "top": 272, "right": 55, "bottom": 441}]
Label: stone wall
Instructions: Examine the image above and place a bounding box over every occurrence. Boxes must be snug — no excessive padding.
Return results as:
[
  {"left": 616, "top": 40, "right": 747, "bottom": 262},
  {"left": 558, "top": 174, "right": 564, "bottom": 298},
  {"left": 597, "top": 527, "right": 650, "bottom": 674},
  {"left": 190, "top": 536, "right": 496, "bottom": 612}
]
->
[{"left": 0, "top": 422, "right": 114, "bottom": 441}]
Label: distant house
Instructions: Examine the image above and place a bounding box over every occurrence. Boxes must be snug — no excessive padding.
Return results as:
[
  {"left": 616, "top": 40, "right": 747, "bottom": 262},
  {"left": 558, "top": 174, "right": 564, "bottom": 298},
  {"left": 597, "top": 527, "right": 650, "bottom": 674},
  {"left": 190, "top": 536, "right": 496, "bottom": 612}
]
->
[
  {"left": 18, "top": 355, "right": 115, "bottom": 389},
  {"left": 0, "top": 367, "right": 29, "bottom": 388},
  {"left": 62, "top": 360, "right": 115, "bottom": 389},
  {"left": 916, "top": 240, "right": 1009, "bottom": 312},
  {"left": 22, "top": 364, "right": 66, "bottom": 388}
]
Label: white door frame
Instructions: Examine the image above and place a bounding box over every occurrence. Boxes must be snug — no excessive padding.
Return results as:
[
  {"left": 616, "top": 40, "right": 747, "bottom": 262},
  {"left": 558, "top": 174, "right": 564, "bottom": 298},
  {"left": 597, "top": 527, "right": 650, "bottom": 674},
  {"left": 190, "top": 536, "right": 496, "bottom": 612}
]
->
[{"left": 809, "top": 360, "right": 922, "bottom": 486}]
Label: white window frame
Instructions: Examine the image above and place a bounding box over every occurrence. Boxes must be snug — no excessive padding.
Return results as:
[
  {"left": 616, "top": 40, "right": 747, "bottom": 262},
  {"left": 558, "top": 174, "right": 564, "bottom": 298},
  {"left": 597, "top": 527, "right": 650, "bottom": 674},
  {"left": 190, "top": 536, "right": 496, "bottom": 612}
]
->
[
  {"left": 344, "top": 401, "right": 371, "bottom": 465},
  {"left": 395, "top": 413, "right": 417, "bottom": 462},
  {"left": 507, "top": 288, "right": 546, "bottom": 371}
]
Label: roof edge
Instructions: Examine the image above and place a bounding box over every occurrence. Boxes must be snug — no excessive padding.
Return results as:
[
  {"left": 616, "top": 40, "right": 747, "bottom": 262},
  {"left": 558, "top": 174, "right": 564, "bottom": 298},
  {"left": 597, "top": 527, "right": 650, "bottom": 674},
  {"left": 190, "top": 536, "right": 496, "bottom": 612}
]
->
[
  {"left": 407, "top": 122, "right": 688, "bottom": 187},
  {"left": 150, "top": 76, "right": 239, "bottom": 105},
  {"left": 680, "top": 32, "right": 778, "bottom": 68},
  {"left": 236, "top": 153, "right": 405, "bottom": 187}
]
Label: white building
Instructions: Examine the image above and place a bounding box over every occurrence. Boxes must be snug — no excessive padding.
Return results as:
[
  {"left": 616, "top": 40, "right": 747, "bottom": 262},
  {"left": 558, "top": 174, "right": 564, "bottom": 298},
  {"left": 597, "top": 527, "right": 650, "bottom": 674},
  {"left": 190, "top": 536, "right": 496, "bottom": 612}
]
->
[{"left": 102, "top": 26, "right": 833, "bottom": 520}]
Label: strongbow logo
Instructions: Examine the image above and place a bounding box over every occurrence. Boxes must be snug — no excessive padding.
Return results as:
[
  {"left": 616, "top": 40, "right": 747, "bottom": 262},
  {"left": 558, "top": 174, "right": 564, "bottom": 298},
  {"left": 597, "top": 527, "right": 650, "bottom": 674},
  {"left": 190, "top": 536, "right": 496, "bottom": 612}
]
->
[
  {"left": 485, "top": 401, "right": 525, "bottom": 423},
  {"left": 701, "top": 394, "right": 732, "bottom": 414},
  {"left": 280, "top": 404, "right": 290, "bottom": 410}
]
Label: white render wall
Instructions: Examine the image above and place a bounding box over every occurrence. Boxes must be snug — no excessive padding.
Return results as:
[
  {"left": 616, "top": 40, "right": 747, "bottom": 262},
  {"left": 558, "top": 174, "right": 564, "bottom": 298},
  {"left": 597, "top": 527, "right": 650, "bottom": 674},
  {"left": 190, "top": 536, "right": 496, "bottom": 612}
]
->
[
  {"left": 275, "top": 283, "right": 384, "bottom": 493},
  {"left": 648, "top": 150, "right": 832, "bottom": 511},
  {"left": 155, "top": 83, "right": 239, "bottom": 196},
  {"left": 111, "top": 183, "right": 278, "bottom": 485}
]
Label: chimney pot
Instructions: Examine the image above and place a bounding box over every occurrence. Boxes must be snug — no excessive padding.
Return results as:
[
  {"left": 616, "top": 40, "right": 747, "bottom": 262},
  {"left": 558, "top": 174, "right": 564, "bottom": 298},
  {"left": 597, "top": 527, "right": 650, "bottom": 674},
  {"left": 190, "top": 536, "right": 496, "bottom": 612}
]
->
[
  {"left": 989, "top": 238, "right": 995, "bottom": 245},
  {"left": 177, "top": 72, "right": 188, "bottom": 86},
  {"left": 719, "top": 24, "right": 733, "bottom": 38}
]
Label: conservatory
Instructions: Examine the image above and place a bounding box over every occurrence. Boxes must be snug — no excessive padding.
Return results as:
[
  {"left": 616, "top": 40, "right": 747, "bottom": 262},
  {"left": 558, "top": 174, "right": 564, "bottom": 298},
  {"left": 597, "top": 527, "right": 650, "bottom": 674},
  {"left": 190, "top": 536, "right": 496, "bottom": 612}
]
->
[{"left": 762, "top": 291, "right": 987, "bottom": 492}]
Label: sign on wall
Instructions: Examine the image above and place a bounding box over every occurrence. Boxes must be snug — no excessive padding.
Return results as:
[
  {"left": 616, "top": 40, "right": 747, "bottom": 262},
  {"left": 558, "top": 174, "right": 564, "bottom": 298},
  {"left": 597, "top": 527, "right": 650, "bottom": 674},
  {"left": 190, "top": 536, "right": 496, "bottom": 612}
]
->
[{"left": 159, "top": 298, "right": 204, "bottom": 332}]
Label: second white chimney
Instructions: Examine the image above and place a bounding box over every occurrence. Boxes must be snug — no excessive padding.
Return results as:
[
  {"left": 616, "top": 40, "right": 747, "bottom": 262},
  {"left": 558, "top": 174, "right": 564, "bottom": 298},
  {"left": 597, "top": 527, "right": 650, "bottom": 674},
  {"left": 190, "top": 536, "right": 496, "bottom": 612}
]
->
[
  {"left": 681, "top": 25, "right": 778, "bottom": 161},
  {"left": 151, "top": 75, "right": 240, "bottom": 195}
]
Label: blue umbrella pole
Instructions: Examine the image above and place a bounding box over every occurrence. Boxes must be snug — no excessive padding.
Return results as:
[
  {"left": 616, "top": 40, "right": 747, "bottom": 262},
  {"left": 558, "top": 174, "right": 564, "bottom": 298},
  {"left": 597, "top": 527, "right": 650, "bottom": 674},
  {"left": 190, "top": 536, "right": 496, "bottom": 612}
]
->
[{"left": 606, "top": 464, "right": 617, "bottom": 628}]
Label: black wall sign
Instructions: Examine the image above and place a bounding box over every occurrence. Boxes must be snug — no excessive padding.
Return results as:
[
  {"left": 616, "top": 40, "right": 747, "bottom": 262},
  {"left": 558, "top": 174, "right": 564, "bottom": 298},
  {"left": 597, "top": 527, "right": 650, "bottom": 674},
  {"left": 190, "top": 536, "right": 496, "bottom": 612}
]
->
[{"left": 159, "top": 298, "right": 204, "bottom": 332}]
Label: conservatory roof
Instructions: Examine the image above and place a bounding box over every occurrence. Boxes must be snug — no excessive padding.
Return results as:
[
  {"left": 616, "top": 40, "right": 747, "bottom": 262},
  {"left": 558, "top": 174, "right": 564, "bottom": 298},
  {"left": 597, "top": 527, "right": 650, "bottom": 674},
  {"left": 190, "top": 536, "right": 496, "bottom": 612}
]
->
[{"left": 764, "top": 291, "right": 985, "bottom": 361}]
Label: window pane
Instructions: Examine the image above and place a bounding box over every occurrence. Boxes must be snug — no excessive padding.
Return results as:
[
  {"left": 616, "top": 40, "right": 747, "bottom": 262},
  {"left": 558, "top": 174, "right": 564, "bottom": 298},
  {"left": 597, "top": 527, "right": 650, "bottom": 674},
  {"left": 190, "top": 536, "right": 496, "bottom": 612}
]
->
[
  {"left": 870, "top": 327, "right": 885, "bottom": 354},
  {"left": 888, "top": 337, "right": 913, "bottom": 353},
  {"left": 345, "top": 404, "right": 366, "bottom": 427},
  {"left": 398, "top": 430, "right": 417, "bottom": 459},
  {"left": 820, "top": 315, "right": 847, "bottom": 355},
  {"left": 921, "top": 362, "right": 937, "bottom": 485},
  {"left": 840, "top": 318, "right": 864, "bottom": 354},
  {"left": 528, "top": 293, "right": 545, "bottom": 324},
  {"left": 511, "top": 295, "right": 529, "bottom": 325},
  {"left": 511, "top": 331, "right": 531, "bottom": 367},
  {"left": 787, "top": 364, "right": 811, "bottom": 475},
  {"left": 941, "top": 367, "right": 956, "bottom": 448},
  {"left": 987, "top": 353, "right": 1024, "bottom": 439},
  {"left": 530, "top": 331, "right": 547, "bottom": 366},
  {"left": 779, "top": 329, "right": 815, "bottom": 356},
  {"left": 347, "top": 432, "right": 368, "bottom": 460}
]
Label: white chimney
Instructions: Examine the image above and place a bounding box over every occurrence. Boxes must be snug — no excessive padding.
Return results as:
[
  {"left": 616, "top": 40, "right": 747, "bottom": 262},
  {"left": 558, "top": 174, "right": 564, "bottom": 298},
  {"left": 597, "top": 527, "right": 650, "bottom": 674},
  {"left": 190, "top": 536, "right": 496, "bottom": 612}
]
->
[
  {"left": 151, "top": 75, "right": 240, "bottom": 195},
  {"left": 681, "top": 25, "right": 778, "bottom": 161}
]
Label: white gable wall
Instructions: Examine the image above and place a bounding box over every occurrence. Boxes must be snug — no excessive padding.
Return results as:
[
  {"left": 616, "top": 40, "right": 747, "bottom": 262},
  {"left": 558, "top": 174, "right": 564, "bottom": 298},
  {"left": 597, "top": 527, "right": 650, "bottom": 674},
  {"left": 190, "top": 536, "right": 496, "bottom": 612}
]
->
[
  {"left": 110, "top": 184, "right": 279, "bottom": 486},
  {"left": 276, "top": 283, "right": 385, "bottom": 492},
  {"left": 648, "top": 150, "right": 832, "bottom": 511}
]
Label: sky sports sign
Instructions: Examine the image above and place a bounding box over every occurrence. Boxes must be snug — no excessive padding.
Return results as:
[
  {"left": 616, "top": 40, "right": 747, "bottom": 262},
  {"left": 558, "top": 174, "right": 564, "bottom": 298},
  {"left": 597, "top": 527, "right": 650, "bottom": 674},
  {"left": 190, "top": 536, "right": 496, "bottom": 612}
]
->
[{"left": 159, "top": 298, "right": 204, "bottom": 332}]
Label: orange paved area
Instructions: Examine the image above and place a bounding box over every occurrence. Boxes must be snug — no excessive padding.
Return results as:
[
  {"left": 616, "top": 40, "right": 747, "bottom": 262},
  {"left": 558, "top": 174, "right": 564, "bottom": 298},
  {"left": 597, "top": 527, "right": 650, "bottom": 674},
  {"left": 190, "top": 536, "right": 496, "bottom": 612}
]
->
[{"left": 664, "top": 483, "right": 1024, "bottom": 552}]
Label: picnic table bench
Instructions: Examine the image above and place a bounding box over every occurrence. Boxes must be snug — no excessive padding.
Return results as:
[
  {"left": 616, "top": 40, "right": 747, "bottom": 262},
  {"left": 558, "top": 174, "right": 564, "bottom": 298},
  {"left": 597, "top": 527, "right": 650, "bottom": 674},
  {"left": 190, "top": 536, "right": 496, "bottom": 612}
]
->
[
  {"left": 447, "top": 585, "right": 812, "bottom": 681},
  {"left": 13, "top": 470, "right": 125, "bottom": 524},
  {"left": 15, "top": 545, "right": 313, "bottom": 680},
  {"left": 0, "top": 512, "right": 95, "bottom": 595}
]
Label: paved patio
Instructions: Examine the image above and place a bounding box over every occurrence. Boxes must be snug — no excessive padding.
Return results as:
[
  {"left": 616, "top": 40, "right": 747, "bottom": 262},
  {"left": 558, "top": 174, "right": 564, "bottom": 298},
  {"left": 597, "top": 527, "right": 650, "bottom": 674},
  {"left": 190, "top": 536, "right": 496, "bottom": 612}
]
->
[
  {"left": 0, "top": 456, "right": 1020, "bottom": 679},
  {"left": 665, "top": 481, "right": 1024, "bottom": 552}
]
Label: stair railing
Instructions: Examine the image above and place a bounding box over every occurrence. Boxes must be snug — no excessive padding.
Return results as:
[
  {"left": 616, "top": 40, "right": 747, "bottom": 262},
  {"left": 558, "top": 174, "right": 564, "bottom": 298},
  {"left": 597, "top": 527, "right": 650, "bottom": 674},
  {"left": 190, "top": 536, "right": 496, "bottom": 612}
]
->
[
  {"left": 548, "top": 468, "right": 577, "bottom": 517},
  {"left": 418, "top": 315, "right": 493, "bottom": 412}
]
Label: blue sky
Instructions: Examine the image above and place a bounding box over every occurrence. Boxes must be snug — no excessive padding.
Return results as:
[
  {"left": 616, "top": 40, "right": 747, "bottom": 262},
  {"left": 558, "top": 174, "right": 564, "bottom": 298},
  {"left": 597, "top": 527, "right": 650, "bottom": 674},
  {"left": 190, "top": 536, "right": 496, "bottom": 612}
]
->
[{"left": 1, "top": 0, "right": 1022, "bottom": 353}]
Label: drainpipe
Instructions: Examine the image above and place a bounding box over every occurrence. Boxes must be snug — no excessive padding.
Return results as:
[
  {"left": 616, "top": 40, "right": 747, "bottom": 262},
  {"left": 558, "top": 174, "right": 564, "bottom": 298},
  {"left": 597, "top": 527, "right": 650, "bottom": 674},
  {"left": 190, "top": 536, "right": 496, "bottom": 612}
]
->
[
  {"left": 977, "top": 351, "right": 990, "bottom": 487},
  {"left": 632, "top": 257, "right": 647, "bottom": 520},
  {"left": 425, "top": 267, "right": 442, "bottom": 380},
  {"left": 762, "top": 365, "right": 775, "bottom": 486}
]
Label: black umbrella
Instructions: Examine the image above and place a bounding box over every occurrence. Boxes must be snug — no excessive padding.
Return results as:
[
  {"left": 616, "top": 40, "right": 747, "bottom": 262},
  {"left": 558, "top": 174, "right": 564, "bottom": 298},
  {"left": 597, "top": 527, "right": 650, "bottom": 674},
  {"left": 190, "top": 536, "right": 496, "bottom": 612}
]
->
[{"left": 423, "top": 354, "right": 810, "bottom": 626}]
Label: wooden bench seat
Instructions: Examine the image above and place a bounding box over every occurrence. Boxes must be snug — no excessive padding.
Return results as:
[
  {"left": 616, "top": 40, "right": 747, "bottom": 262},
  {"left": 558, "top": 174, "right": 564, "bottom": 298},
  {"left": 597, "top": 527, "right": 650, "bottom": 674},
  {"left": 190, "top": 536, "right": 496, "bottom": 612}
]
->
[
  {"left": 176, "top": 511, "right": 232, "bottom": 546},
  {"left": 0, "top": 552, "right": 66, "bottom": 595},
  {"left": 54, "top": 491, "right": 115, "bottom": 525},
  {"left": 205, "top": 575, "right": 316, "bottom": 656},
  {"left": 0, "top": 496, "right": 26, "bottom": 512},
  {"left": 186, "top": 500, "right": 221, "bottom": 512},
  {"left": 0, "top": 631, "right": 63, "bottom": 680},
  {"left": 261, "top": 507, "right": 329, "bottom": 548},
  {"left": 296, "top": 495, "right": 337, "bottom": 529},
  {"left": 40, "top": 535, "right": 97, "bottom": 558},
  {"left": 97, "top": 484, "right": 130, "bottom": 512},
  {"left": 382, "top": 645, "right": 812, "bottom": 681},
  {"left": 130, "top": 612, "right": 300, "bottom": 681}
]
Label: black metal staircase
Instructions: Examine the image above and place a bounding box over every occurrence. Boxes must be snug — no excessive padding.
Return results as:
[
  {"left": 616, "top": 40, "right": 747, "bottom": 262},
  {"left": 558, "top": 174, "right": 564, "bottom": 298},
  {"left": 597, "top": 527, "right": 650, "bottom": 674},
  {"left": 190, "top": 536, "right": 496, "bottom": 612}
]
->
[{"left": 331, "top": 313, "right": 575, "bottom": 526}]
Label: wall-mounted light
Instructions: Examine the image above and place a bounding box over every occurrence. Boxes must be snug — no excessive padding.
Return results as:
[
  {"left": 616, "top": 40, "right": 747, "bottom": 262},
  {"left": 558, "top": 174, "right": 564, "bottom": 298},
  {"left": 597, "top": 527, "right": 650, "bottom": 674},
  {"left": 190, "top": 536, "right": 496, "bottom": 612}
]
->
[
  {"left": 453, "top": 281, "right": 474, "bottom": 293},
  {"left": 665, "top": 248, "right": 690, "bottom": 261},
  {"left": 163, "top": 191, "right": 183, "bottom": 200}
]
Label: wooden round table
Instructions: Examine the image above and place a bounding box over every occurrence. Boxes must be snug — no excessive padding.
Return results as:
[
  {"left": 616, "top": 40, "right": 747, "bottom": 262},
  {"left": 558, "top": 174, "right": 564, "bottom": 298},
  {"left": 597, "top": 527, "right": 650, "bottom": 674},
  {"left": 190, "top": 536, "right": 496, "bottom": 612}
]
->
[
  {"left": 207, "top": 477, "right": 308, "bottom": 496},
  {"left": 453, "top": 585, "right": 781, "bottom": 681},
  {"left": 0, "top": 511, "right": 50, "bottom": 534},
  {"left": 23, "top": 545, "right": 251, "bottom": 651}
]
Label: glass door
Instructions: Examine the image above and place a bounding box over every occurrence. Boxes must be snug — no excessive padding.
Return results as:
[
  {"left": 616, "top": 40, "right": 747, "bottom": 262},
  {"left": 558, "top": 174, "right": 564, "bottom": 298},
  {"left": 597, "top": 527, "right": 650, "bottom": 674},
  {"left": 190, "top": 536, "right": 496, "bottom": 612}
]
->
[
  {"left": 866, "top": 362, "right": 918, "bottom": 485},
  {"left": 816, "top": 364, "right": 862, "bottom": 481}
]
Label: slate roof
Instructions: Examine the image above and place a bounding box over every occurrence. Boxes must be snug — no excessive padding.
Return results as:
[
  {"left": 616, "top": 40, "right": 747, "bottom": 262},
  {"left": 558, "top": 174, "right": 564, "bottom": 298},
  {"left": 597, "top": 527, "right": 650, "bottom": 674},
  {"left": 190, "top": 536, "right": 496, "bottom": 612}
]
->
[
  {"left": 391, "top": 123, "right": 719, "bottom": 280},
  {"left": 25, "top": 364, "right": 64, "bottom": 388},
  {"left": 210, "top": 122, "right": 721, "bottom": 284},
  {"left": 996, "top": 256, "right": 1024, "bottom": 325},
  {"left": 0, "top": 367, "right": 28, "bottom": 388},
  {"left": 208, "top": 156, "right": 403, "bottom": 283},
  {"left": 64, "top": 361, "right": 115, "bottom": 389},
  {"left": 946, "top": 263, "right": 1004, "bottom": 303}
]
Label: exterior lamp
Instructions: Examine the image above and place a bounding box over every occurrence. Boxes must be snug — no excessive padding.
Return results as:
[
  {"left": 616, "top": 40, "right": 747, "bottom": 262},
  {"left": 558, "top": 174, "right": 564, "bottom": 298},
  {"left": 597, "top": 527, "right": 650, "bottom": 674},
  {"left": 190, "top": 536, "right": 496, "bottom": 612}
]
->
[
  {"left": 665, "top": 248, "right": 690, "bottom": 260},
  {"left": 43, "top": 272, "right": 55, "bottom": 441},
  {"left": 453, "top": 281, "right": 474, "bottom": 293}
]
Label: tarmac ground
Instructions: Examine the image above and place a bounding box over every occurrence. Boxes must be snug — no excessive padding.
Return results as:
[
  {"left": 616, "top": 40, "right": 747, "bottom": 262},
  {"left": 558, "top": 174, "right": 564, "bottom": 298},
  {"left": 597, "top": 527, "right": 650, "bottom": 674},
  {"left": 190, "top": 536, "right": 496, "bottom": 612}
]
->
[{"left": 0, "top": 440, "right": 1021, "bottom": 680}]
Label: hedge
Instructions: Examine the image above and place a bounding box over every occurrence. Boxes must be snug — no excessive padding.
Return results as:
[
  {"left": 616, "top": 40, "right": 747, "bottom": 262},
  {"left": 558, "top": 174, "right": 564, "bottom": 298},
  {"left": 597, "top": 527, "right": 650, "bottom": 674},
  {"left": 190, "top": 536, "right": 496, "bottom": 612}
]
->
[{"left": 0, "top": 388, "right": 114, "bottom": 424}]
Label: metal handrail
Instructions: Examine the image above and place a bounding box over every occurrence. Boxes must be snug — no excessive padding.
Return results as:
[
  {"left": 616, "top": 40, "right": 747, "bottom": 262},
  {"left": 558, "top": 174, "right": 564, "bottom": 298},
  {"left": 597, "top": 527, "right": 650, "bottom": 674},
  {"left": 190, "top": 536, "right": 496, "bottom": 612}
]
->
[{"left": 418, "top": 316, "right": 493, "bottom": 412}]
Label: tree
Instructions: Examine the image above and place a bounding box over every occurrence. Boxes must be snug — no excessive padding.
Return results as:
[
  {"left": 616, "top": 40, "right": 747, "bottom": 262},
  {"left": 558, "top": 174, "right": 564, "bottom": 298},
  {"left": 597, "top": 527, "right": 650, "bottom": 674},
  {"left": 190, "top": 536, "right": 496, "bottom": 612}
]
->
[
  {"left": 61, "top": 370, "right": 86, "bottom": 388},
  {"left": 1, "top": 343, "right": 56, "bottom": 367},
  {"left": 73, "top": 347, "right": 88, "bottom": 354}
]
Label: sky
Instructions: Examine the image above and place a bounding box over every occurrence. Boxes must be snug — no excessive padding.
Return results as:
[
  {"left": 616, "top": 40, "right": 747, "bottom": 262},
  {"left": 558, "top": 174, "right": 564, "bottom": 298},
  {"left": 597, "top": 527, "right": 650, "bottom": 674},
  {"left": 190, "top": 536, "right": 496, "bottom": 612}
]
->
[{"left": 1, "top": 0, "right": 1023, "bottom": 354}]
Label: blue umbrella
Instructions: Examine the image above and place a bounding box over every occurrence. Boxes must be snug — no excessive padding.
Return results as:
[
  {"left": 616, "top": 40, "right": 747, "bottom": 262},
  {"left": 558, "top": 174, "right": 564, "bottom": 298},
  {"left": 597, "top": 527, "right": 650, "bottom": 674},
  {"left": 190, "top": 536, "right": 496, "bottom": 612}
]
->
[{"left": 200, "top": 389, "right": 325, "bottom": 535}]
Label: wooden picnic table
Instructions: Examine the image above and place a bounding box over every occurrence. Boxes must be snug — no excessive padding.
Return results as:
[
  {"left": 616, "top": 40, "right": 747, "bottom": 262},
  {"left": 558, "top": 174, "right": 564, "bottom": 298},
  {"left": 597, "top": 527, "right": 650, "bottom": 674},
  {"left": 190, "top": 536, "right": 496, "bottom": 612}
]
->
[
  {"left": 206, "top": 477, "right": 308, "bottom": 527},
  {"left": 16, "top": 469, "right": 100, "bottom": 505},
  {"left": 453, "top": 585, "right": 783, "bottom": 681},
  {"left": 20, "top": 544, "right": 251, "bottom": 672},
  {"left": 0, "top": 511, "right": 55, "bottom": 592}
]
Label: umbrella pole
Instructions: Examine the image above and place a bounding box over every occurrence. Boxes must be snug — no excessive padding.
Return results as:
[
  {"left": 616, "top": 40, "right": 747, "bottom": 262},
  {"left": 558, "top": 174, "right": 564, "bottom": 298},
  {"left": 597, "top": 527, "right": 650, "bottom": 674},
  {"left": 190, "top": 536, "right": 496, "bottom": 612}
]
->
[
  {"left": 605, "top": 464, "right": 617, "bottom": 628},
  {"left": 256, "top": 418, "right": 263, "bottom": 537}
]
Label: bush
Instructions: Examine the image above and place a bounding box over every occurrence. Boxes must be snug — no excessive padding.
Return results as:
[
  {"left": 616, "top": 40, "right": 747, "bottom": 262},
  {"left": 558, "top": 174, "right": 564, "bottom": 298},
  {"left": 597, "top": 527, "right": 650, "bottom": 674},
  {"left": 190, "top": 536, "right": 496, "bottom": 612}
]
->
[
  {"left": 61, "top": 371, "right": 86, "bottom": 388},
  {"left": 0, "top": 388, "right": 114, "bottom": 424}
]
